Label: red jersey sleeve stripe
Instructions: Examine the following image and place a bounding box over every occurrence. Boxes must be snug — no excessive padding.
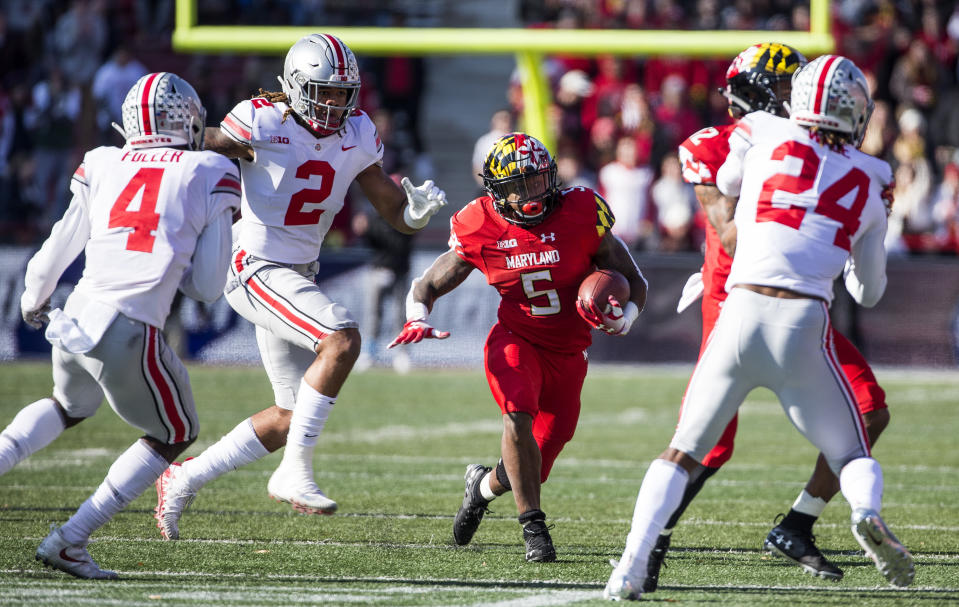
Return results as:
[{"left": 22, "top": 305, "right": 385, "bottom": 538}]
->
[{"left": 222, "top": 114, "right": 252, "bottom": 142}]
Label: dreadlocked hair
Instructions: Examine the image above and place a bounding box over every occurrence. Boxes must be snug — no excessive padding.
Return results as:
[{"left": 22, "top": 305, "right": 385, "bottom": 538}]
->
[
  {"left": 808, "top": 127, "right": 851, "bottom": 153},
  {"left": 254, "top": 89, "right": 296, "bottom": 123}
]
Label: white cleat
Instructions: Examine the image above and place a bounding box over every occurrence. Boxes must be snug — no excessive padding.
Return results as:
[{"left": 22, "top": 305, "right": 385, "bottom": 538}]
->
[
  {"left": 154, "top": 461, "right": 196, "bottom": 540},
  {"left": 604, "top": 558, "right": 644, "bottom": 601},
  {"left": 35, "top": 524, "right": 118, "bottom": 580},
  {"left": 267, "top": 466, "right": 338, "bottom": 515},
  {"left": 851, "top": 508, "right": 915, "bottom": 587}
]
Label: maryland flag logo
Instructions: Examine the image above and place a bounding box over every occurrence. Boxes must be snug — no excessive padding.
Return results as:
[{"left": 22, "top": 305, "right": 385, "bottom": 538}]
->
[
  {"left": 594, "top": 193, "right": 615, "bottom": 237},
  {"left": 485, "top": 133, "right": 551, "bottom": 179},
  {"left": 726, "top": 42, "right": 805, "bottom": 81}
]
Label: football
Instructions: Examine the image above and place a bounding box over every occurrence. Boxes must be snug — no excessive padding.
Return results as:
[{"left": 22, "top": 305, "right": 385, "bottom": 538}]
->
[{"left": 577, "top": 268, "right": 630, "bottom": 317}]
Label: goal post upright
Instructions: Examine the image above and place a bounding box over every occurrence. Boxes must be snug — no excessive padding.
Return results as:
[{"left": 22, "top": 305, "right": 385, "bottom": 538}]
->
[{"left": 173, "top": 0, "right": 834, "bottom": 154}]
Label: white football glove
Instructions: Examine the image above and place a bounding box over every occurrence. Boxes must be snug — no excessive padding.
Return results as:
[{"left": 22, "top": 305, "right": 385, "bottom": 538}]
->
[
  {"left": 401, "top": 177, "right": 447, "bottom": 229},
  {"left": 22, "top": 298, "right": 51, "bottom": 330}
]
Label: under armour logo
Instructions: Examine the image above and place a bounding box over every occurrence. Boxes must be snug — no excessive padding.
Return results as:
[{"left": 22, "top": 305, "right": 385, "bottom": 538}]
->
[{"left": 540, "top": 232, "right": 555, "bottom": 243}]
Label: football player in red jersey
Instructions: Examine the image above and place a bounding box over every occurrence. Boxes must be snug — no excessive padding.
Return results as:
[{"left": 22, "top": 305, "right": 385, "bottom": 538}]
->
[
  {"left": 389, "top": 132, "right": 648, "bottom": 561},
  {"left": 642, "top": 43, "right": 892, "bottom": 591}
]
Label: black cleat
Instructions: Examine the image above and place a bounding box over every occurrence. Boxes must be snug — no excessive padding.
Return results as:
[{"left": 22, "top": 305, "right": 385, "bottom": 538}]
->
[
  {"left": 643, "top": 533, "right": 671, "bottom": 592},
  {"left": 453, "top": 464, "right": 491, "bottom": 546},
  {"left": 764, "top": 516, "right": 843, "bottom": 581},
  {"left": 523, "top": 519, "right": 557, "bottom": 562}
]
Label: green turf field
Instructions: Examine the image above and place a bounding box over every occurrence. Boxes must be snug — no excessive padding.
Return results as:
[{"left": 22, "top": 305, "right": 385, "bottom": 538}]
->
[{"left": 0, "top": 361, "right": 956, "bottom": 606}]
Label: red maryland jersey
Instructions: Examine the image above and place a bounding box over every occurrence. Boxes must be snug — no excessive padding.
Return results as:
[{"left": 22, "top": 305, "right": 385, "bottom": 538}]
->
[
  {"left": 450, "top": 186, "right": 614, "bottom": 354},
  {"left": 678, "top": 123, "right": 737, "bottom": 304}
]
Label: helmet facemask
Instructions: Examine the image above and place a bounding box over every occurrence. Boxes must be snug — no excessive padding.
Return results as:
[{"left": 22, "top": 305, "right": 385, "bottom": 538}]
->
[{"left": 482, "top": 133, "right": 559, "bottom": 226}]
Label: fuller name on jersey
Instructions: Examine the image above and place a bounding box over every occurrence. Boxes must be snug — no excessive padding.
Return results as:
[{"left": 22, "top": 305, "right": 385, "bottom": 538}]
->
[
  {"left": 222, "top": 98, "right": 384, "bottom": 264},
  {"left": 450, "top": 186, "right": 615, "bottom": 353}
]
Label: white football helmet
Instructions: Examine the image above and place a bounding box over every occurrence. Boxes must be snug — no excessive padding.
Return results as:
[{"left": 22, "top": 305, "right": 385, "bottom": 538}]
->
[
  {"left": 278, "top": 33, "right": 360, "bottom": 134},
  {"left": 120, "top": 72, "right": 206, "bottom": 150},
  {"left": 790, "top": 55, "right": 874, "bottom": 146}
]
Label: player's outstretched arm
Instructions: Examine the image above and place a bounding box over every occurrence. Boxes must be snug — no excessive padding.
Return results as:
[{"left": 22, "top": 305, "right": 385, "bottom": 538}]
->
[
  {"left": 355, "top": 164, "right": 447, "bottom": 235},
  {"left": 587, "top": 232, "right": 648, "bottom": 336},
  {"left": 203, "top": 127, "right": 254, "bottom": 160},
  {"left": 388, "top": 250, "right": 473, "bottom": 348},
  {"left": 695, "top": 184, "right": 738, "bottom": 257}
]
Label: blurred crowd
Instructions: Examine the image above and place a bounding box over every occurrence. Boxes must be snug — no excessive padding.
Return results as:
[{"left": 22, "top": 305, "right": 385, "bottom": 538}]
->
[
  {"left": 4, "top": 0, "right": 959, "bottom": 258},
  {"left": 510, "top": 0, "right": 959, "bottom": 255},
  {"left": 0, "top": 0, "right": 432, "bottom": 245}
]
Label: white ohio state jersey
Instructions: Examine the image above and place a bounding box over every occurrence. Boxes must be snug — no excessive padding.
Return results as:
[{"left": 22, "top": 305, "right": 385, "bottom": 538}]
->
[
  {"left": 69, "top": 146, "right": 239, "bottom": 327},
  {"left": 221, "top": 98, "right": 384, "bottom": 264},
  {"left": 717, "top": 111, "right": 891, "bottom": 305}
]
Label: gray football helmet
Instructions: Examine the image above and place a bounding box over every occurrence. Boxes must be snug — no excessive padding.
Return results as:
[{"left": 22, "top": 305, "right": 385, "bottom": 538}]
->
[
  {"left": 120, "top": 72, "right": 206, "bottom": 150},
  {"left": 278, "top": 33, "right": 360, "bottom": 134},
  {"left": 790, "top": 55, "right": 874, "bottom": 146}
]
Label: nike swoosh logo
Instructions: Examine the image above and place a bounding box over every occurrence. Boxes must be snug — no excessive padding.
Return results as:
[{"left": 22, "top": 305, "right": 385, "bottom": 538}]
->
[
  {"left": 59, "top": 548, "right": 84, "bottom": 563},
  {"left": 341, "top": 144, "right": 357, "bottom": 151},
  {"left": 304, "top": 433, "right": 318, "bottom": 438}
]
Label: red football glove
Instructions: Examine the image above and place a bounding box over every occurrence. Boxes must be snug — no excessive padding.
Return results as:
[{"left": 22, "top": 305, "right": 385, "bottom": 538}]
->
[
  {"left": 388, "top": 320, "right": 451, "bottom": 348},
  {"left": 576, "top": 295, "right": 629, "bottom": 335},
  {"left": 881, "top": 181, "right": 895, "bottom": 216}
]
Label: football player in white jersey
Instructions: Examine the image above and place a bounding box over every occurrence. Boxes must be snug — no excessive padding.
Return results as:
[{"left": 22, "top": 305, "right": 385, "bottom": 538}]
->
[
  {"left": 0, "top": 72, "right": 240, "bottom": 579},
  {"left": 605, "top": 55, "right": 913, "bottom": 601},
  {"left": 153, "top": 33, "right": 447, "bottom": 538}
]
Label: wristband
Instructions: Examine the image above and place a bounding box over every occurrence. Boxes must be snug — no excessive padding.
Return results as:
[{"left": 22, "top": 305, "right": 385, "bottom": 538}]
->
[
  {"left": 403, "top": 205, "right": 429, "bottom": 230},
  {"left": 406, "top": 301, "right": 429, "bottom": 322},
  {"left": 622, "top": 301, "right": 640, "bottom": 327}
]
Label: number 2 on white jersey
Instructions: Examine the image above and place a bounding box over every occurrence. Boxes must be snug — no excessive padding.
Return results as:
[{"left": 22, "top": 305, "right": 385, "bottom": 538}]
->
[{"left": 756, "top": 140, "right": 869, "bottom": 252}]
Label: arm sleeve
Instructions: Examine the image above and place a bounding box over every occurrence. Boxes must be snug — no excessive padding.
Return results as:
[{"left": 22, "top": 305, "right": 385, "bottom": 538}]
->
[
  {"left": 716, "top": 122, "right": 752, "bottom": 197},
  {"left": 221, "top": 99, "right": 254, "bottom": 146},
  {"left": 21, "top": 193, "right": 91, "bottom": 311},
  {"left": 844, "top": 220, "right": 888, "bottom": 308},
  {"left": 178, "top": 204, "right": 233, "bottom": 303}
]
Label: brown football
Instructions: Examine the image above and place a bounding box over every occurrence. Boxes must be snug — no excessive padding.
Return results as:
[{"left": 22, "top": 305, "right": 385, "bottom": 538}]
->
[{"left": 577, "top": 269, "right": 630, "bottom": 317}]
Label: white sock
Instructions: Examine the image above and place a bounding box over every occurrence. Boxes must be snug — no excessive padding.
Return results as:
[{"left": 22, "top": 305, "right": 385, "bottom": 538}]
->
[
  {"left": 181, "top": 418, "right": 269, "bottom": 490},
  {"left": 60, "top": 440, "right": 168, "bottom": 545},
  {"left": 0, "top": 398, "right": 65, "bottom": 475},
  {"left": 839, "top": 456, "right": 883, "bottom": 513},
  {"left": 278, "top": 380, "right": 335, "bottom": 474},
  {"left": 479, "top": 472, "right": 498, "bottom": 501},
  {"left": 286, "top": 380, "right": 335, "bottom": 449},
  {"left": 792, "top": 489, "right": 828, "bottom": 518},
  {"left": 619, "top": 459, "right": 689, "bottom": 576}
]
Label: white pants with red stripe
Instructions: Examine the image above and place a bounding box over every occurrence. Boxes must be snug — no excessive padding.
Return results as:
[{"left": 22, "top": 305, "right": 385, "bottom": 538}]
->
[
  {"left": 225, "top": 248, "right": 357, "bottom": 410},
  {"left": 52, "top": 313, "right": 198, "bottom": 444},
  {"left": 670, "top": 287, "right": 871, "bottom": 475}
]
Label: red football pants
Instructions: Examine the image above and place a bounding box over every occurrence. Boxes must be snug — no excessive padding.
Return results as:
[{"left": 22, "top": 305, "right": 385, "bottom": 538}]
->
[{"left": 484, "top": 323, "right": 589, "bottom": 483}]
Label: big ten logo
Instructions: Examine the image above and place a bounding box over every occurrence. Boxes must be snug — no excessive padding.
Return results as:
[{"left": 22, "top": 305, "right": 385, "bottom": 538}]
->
[{"left": 270, "top": 135, "right": 290, "bottom": 144}]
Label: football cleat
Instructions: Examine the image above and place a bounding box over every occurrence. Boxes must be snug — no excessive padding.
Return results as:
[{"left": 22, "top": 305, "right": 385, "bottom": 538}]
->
[
  {"left": 154, "top": 460, "right": 197, "bottom": 540},
  {"left": 850, "top": 508, "right": 914, "bottom": 587},
  {"left": 267, "top": 465, "right": 338, "bottom": 515},
  {"left": 522, "top": 519, "right": 557, "bottom": 562},
  {"left": 452, "top": 464, "right": 492, "bottom": 546},
  {"left": 642, "top": 533, "right": 671, "bottom": 592},
  {"left": 35, "top": 524, "right": 118, "bottom": 580},
  {"left": 604, "top": 559, "right": 644, "bottom": 601},
  {"left": 763, "top": 517, "right": 843, "bottom": 580}
]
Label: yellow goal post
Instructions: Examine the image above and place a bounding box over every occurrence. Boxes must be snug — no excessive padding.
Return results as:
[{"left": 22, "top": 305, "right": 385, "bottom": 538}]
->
[{"left": 173, "top": 0, "right": 834, "bottom": 153}]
